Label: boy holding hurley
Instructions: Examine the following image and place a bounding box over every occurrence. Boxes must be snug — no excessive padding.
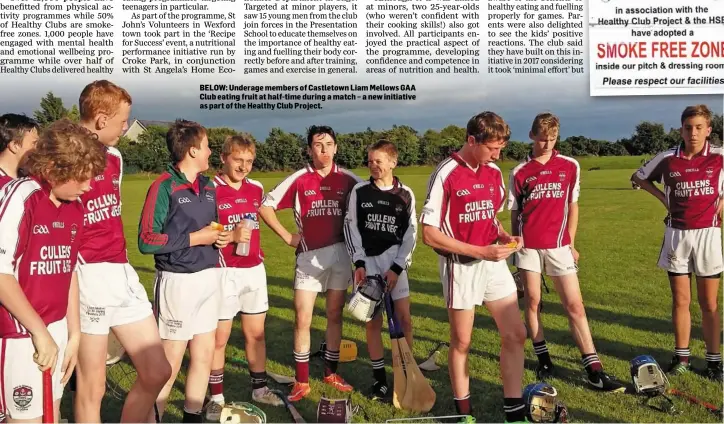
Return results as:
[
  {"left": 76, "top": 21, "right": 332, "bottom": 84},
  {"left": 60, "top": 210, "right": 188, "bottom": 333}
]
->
[
  {"left": 0, "top": 119, "right": 106, "bottom": 423},
  {"left": 344, "top": 140, "right": 417, "bottom": 400}
]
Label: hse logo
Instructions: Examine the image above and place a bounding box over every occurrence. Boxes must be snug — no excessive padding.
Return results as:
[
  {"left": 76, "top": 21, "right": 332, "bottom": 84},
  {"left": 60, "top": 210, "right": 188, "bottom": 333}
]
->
[
  {"left": 456, "top": 189, "right": 471, "bottom": 197},
  {"left": 33, "top": 225, "right": 50, "bottom": 235}
]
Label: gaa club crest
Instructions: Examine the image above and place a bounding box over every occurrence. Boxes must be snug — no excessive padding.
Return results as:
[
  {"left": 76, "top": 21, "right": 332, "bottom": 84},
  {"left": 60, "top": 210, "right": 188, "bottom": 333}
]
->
[
  {"left": 13, "top": 385, "right": 32, "bottom": 409},
  {"left": 70, "top": 223, "right": 78, "bottom": 243},
  {"left": 559, "top": 171, "right": 566, "bottom": 181},
  {"left": 111, "top": 174, "right": 120, "bottom": 189},
  {"left": 706, "top": 167, "right": 714, "bottom": 177},
  {"left": 395, "top": 204, "right": 403, "bottom": 213}
]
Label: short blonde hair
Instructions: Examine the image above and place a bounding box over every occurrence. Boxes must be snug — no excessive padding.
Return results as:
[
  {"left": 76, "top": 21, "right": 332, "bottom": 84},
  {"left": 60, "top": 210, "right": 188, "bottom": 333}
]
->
[
  {"left": 79, "top": 80, "right": 132, "bottom": 121},
  {"left": 530, "top": 113, "right": 560, "bottom": 137},
  {"left": 681, "top": 104, "right": 712, "bottom": 126},
  {"left": 222, "top": 134, "right": 256, "bottom": 157},
  {"left": 23, "top": 119, "right": 106, "bottom": 184}
]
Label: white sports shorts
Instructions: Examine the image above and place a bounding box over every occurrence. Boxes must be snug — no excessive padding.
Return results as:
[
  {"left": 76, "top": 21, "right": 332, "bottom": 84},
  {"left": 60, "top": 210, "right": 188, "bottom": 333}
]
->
[
  {"left": 440, "top": 256, "right": 516, "bottom": 310},
  {"left": 512, "top": 246, "right": 578, "bottom": 277},
  {"left": 153, "top": 267, "right": 221, "bottom": 341},
  {"left": 658, "top": 227, "right": 723, "bottom": 276},
  {"left": 219, "top": 263, "right": 269, "bottom": 320},
  {"left": 0, "top": 319, "right": 67, "bottom": 420},
  {"left": 77, "top": 262, "right": 153, "bottom": 335},
  {"left": 294, "top": 242, "right": 352, "bottom": 293},
  {"left": 358, "top": 245, "right": 410, "bottom": 301}
]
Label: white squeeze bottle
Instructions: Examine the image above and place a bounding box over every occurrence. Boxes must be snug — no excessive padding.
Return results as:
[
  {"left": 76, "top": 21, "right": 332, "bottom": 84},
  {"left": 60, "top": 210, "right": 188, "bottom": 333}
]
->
[{"left": 235, "top": 218, "right": 256, "bottom": 256}]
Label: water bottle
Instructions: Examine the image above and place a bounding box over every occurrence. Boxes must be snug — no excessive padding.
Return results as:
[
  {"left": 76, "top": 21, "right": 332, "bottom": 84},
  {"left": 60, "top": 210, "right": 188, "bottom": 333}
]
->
[{"left": 235, "top": 218, "right": 256, "bottom": 256}]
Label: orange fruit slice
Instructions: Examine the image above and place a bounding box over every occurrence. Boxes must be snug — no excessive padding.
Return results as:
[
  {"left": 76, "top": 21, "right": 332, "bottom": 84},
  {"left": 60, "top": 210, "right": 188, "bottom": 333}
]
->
[
  {"left": 210, "top": 221, "right": 224, "bottom": 231},
  {"left": 505, "top": 241, "right": 518, "bottom": 248}
]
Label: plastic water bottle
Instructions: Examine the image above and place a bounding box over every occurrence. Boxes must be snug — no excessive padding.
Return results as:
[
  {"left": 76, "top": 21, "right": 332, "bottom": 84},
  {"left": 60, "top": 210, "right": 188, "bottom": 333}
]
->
[{"left": 235, "top": 218, "right": 256, "bottom": 256}]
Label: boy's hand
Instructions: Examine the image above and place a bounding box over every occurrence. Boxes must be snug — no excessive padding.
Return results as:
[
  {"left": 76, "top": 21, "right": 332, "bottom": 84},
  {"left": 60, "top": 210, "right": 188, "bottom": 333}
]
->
[
  {"left": 61, "top": 334, "right": 80, "bottom": 385},
  {"left": 215, "top": 230, "right": 232, "bottom": 249},
  {"left": 285, "top": 233, "right": 301, "bottom": 248},
  {"left": 193, "top": 225, "right": 220, "bottom": 246},
  {"left": 233, "top": 225, "right": 252, "bottom": 244},
  {"left": 571, "top": 245, "right": 580, "bottom": 263},
  {"left": 353, "top": 267, "right": 366, "bottom": 287},
  {"left": 383, "top": 270, "right": 398, "bottom": 293},
  {"left": 31, "top": 328, "right": 58, "bottom": 374}
]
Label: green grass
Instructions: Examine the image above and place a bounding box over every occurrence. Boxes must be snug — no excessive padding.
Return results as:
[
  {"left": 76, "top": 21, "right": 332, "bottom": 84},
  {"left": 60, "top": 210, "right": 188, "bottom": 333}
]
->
[{"left": 71, "top": 157, "right": 722, "bottom": 423}]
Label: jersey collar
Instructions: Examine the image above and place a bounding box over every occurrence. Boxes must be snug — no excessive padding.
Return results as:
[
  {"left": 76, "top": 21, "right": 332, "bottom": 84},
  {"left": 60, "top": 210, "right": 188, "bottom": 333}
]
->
[
  {"left": 526, "top": 149, "right": 559, "bottom": 163},
  {"left": 0, "top": 166, "right": 6, "bottom": 177},
  {"left": 30, "top": 175, "right": 52, "bottom": 195},
  {"left": 368, "top": 175, "right": 399, "bottom": 190},
  {"left": 306, "top": 163, "right": 339, "bottom": 175},
  {"left": 676, "top": 141, "right": 710, "bottom": 158}
]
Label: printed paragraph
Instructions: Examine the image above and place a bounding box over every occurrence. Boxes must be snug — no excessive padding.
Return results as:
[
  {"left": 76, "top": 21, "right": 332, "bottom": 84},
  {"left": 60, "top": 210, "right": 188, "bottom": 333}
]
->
[
  {"left": 119, "top": 0, "right": 237, "bottom": 75},
  {"left": 365, "top": 0, "right": 482, "bottom": 75},
  {"left": 487, "top": 0, "right": 584, "bottom": 75},
  {"left": 0, "top": 0, "right": 115, "bottom": 75},
  {"left": 243, "top": 0, "right": 359, "bottom": 76},
  {"left": 198, "top": 83, "right": 417, "bottom": 111}
]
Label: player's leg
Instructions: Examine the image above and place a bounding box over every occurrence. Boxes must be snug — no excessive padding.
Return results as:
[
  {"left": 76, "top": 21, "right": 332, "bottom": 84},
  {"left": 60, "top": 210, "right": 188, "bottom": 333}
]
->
[
  {"left": 289, "top": 287, "right": 317, "bottom": 401},
  {"left": 204, "top": 319, "right": 232, "bottom": 421},
  {"left": 183, "top": 268, "right": 223, "bottom": 422},
  {"left": 515, "top": 248, "right": 552, "bottom": 378},
  {"left": 658, "top": 228, "right": 695, "bottom": 375},
  {"left": 392, "top": 271, "right": 413, "bottom": 350},
  {"left": 483, "top": 260, "right": 527, "bottom": 423},
  {"left": 154, "top": 339, "right": 188, "bottom": 421},
  {"left": 693, "top": 227, "right": 723, "bottom": 381},
  {"left": 113, "top": 316, "right": 172, "bottom": 422},
  {"left": 365, "top": 314, "right": 387, "bottom": 400},
  {"left": 73, "top": 333, "right": 109, "bottom": 423},
  {"left": 320, "top": 243, "right": 353, "bottom": 392},
  {"left": 440, "top": 256, "right": 484, "bottom": 417}
]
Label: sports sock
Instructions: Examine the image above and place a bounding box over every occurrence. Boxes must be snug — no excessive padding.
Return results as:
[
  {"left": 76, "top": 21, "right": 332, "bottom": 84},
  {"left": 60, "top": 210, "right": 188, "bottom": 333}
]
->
[
  {"left": 582, "top": 352, "right": 603, "bottom": 375},
  {"left": 503, "top": 397, "right": 525, "bottom": 422},
  {"left": 209, "top": 369, "right": 224, "bottom": 403},
  {"left": 371, "top": 357, "right": 386, "bottom": 384},
  {"left": 674, "top": 347, "right": 691, "bottom": 363},
  {"left": 706, "top": 352, "right": 722, "bottom": 368},
  {"left": 250, "top": 370, "right": 268, "bottom": 390},
  {"left": 324, "top": 349, "right": 340, "bottom": 376},
  {"left": 533, "top": 340, "right": 552, "bottom": 366},
  {"left": 182, "top": 408, "right": 202, "bottom": 423},
  {"left": 294, "top": 350, "right": 310, "bottom": 383},
  {"left": 454, "top": 394, "right": 472, "bottom": 415}
]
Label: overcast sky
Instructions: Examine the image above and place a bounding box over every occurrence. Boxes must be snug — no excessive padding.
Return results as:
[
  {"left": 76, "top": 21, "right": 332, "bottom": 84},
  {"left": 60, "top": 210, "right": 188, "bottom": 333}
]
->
[{"left": 2, "top": 72, "right": 721, "bottom": 143}]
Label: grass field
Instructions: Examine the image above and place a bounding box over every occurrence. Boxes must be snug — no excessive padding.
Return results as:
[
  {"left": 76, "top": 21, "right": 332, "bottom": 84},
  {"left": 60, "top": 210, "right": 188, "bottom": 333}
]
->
[{"left": 65, "top": 156, "right": 723, "bottom": 423}]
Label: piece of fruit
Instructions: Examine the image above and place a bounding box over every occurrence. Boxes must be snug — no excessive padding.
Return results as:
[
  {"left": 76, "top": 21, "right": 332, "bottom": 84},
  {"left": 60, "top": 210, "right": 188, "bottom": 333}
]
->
[
  {"left": 505, "top": 241, "right": 518, "bottom": 248},
  {"left": 210, "top": 221, "right": 223, "bottom": 231}
]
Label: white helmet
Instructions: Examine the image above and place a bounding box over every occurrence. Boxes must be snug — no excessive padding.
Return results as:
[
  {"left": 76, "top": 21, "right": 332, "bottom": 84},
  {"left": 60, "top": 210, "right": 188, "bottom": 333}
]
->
[{"left": 347, "top": 275, "right": 386, "bottom": 322}]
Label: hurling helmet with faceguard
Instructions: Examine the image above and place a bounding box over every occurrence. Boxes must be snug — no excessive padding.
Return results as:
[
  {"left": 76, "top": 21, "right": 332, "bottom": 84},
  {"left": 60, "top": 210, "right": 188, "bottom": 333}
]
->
[
  {"left": 522, "top": 382, "right": 569, "bottom": 423},
  {"left": 347, "top": 274, "right": 386, "bottom": 322}
]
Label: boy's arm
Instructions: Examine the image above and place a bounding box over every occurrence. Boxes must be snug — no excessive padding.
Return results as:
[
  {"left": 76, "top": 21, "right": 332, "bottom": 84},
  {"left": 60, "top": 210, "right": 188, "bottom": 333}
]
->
[
  {"left": 508, "top": 167, "right": 522, "bottom": 237},
  {"left": 343, "top": 185, "right": 366, "bottom": 268},
  {"left": 392, "top": 188, "right": 417, "bottom": 273},
  {"left": 259, "top": 172, "right": 302, "bottom": 247},
  {"left": 568, "top": 161, "right": 581, "bottom": 247},
  {"left": 631, "top": 153, "right": 669, "bottom": 209},
  {"left": 138, "top": 179, "right": 208, "bottom": 254},
  {"left": 67, "top": 272, "right": 80, "bottom": 338}
]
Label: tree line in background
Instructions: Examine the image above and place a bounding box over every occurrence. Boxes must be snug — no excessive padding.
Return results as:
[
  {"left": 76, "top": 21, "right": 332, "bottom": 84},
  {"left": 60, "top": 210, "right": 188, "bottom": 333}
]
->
[{"left": 30, "top": 91, "right": 724, "bottom": 174}]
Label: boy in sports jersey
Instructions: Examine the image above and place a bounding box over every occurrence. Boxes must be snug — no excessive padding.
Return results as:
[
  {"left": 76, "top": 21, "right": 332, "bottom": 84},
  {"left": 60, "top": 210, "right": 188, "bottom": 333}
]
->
[
  {"left": 420, "top": 112, "right": 527, "bottom": 422},
  {"left": 73, "top": 80, "right": 171, "bottom": 423},
  {"left": 0, "top": 119, "right": 106, "bottom": 422},
  {"left": 632, "top": 104, "right": 723, "bottom": 382},
  {"left": 138, "top": 119, "right": 228, "bottom": 422},
  {"left": 344, "top": 140, "right": 417, "bottom": 400},
  {"left": 508, "top": 113, "right": 625, "bottom": 392},
  {"left": 204, "top": 135, "right": 282, "bottom": 421},
  {"left": 0, "top": 114, "right": 39, "bottom": 189},
  {"left": 259, "top": 125, "right": 362, "bottom": 402}
]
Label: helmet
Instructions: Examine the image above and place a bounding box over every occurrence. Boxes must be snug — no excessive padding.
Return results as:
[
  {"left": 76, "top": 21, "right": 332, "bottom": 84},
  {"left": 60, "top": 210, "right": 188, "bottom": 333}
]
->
[
  {"left": 347, "top": 275, "right": 385, "bottom": 322},
  {"left": 220, "top": 401, "right": 267, "bottom": 423},
  {"left": 630, "top": 355, "right": 668, "bottom": 397},
  {"left": 522, "top": 382, "right": 568, "bottom": 423}
]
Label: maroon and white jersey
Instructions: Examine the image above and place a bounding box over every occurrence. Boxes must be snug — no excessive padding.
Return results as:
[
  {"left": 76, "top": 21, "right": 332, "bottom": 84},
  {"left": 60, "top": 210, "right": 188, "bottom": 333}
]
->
[
  {"left": 214, "top": 174, "right": 265, "bottom": 268},
  {"left": 420, "top": 153, "right": 506, "bottom": 264},
  {"left": 635, "top": 142, "right": 724, "bottom": 230},
  {"left": 507, "top": 151, "right": 580, "bottom": 249},
  {"left": 0, "top": 166, "right": 11, "bottom": 190},
  {"left": 77, "top": 146, "right": 127, "bottom": 264},
  {"left": 0, "top": 177, "right": 84, "bottom": 338},
  {"left": 262, "top": 164, "right": 361, "bottom": 254}
]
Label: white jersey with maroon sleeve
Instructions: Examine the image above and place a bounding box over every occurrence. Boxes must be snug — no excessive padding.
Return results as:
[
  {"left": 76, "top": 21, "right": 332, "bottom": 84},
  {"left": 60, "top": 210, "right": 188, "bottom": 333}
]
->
[
  {"left": 635, "top": 142, "right": 723, "bottom": 230},
  {"left": 261, "top": 164, "right": 362, "bottom": 254},
  {"left": 77, "top": 146, "right": 127, "bottom": 264},
  {"left": 0, "top": 177, "right": 84, "bottom": 338},
  {"left": 420, "top": 153, "right": 506, "bottom": 264},
  {"left": 507, "top": 151, "right": 580, "bottom": 249},
  {"left": 0, "top": 166, "right": 12, "bottom": 190},
  {"left": 214, "top": 174, "right": 265, "bottom": 268}
]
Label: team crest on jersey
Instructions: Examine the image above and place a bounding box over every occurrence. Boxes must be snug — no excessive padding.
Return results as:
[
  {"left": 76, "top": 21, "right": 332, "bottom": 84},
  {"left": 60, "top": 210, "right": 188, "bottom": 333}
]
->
[
  {"left": 205, "top": 191, "right": 215, "bottom": 202},
  {"left": 13, "top": 385, "right": 32, "bottom": 408},
  {"left": 253, "top": 200, "right": 259, "bottom": 207},
  {"left": 70, "top": 223, "right": 78, "bottom": 242},
  {"left": 337, "top": 189, "right": 345, "bottom": 196},
  {"left": 111, "top": 174, "right": 120, "bottom": 189},
  {"left": 489, "top": 185, "right": 494, "bottom": 195},
  {"left": 706, "top": 167, "right": 714, "bottom": 177},
  {"left": 559, "top": 171, "right": 566, "bottom": 181},
  {"left": 395, "top": 204, "right": 403, "bottom": 213}
]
